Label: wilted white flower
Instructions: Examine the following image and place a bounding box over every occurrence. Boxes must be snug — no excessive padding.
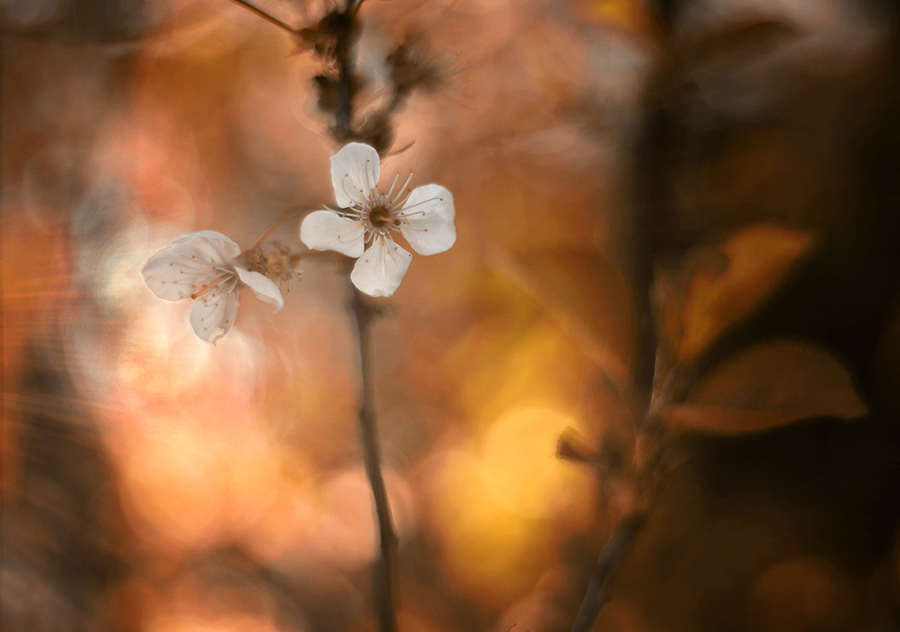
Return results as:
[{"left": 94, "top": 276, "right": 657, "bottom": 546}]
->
[
  {"left": 141, "top": 231, "right": 285, "bottom": 344},
  {"left": 300, "top": 142, "right": 456, "bottom": 297}
]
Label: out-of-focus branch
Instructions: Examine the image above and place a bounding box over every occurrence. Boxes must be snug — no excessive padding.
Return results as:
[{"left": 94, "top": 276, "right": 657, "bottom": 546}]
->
[
  {"left": 228, "top": 0, "right": 439, "bottom": 153},
  {"left": 347, "top": 277, "right": 399, "bottom": 632},
  {"left": 570, "top": 513, "right": 645, "bottom": 632}
]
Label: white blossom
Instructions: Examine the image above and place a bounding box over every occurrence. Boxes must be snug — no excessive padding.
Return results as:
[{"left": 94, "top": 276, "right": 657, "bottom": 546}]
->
[
  {"left": 141, "top": 231, "right": 284, "bottom": 344},
  {"left": 300, "top": 143, "right": 456, "bottom": 297}
]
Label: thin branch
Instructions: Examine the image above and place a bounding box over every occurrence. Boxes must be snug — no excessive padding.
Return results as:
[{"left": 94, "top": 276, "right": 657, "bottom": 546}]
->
[
  {"left": 225, "top": 0, "right": 298, "bottom": 36},
  {"left": 347, "top": 278, "right": 399, "bottom": 632},
  {"left": 334, "top": 52, "right": 355, "bottom": 139},
  {"left": 247, "top": 207, "right": 309, "bottom": 251},
  {"left": 329, "top": 6, "right": 361, "bottom": 141},
  {"left": 570, "top": 513, "right": 645, "bottom": 632}
]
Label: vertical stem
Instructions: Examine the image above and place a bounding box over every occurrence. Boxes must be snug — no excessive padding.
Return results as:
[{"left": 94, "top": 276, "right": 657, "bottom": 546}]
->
[
  {"left": 331, "top": 7, "right": 359, "bottom": 141},
  {"left": 347, "top": 279, "right": 399, "bottom": 632},
  {"left": 335, "top": 60, "right": 354, "bottom": 140}
]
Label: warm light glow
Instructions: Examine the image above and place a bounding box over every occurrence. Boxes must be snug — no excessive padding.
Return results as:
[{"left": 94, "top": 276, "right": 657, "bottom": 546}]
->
[
  {"left": 481, "top": 406, "right": 588, "bottom": 519},
  {"left": 147, "top": 611, "right": 284, "bottom": 632},
  {"left": 426, "top": 408, "right": 594, "bottom": 605},
  {"left": 427, "top": 447, "right": 540, "bottom": 603},
  {"left": 118, "top": 424, "right": 228, "bottom": 549},
  {"left": 116, "top": 309, "right": 211, "bottom": 397},
  {"left": 95, "top": 226, "right": 153, "bottom": 307}
]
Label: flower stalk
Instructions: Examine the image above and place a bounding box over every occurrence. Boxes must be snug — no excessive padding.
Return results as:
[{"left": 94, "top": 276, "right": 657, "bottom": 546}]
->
[
  {"left": 216, "top": 5, "right": 448, "bottom": 630},
  {"left": 347, "top": 274, "right": 399, "bottom": 632}
]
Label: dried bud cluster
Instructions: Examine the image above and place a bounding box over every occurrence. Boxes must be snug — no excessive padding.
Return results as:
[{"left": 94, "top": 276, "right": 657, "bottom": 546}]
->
[
  {"left": 300, "top": 2, "right": 442, "bottom": 153},
  {"left": 245, "top": 241, "right": 302, "bottom": 290},
  {"left": 298, "top": 5, "right": 361, "bottom": 64},
  {"left": 387, "top": 33, "right": 442, "bottom": 102}
]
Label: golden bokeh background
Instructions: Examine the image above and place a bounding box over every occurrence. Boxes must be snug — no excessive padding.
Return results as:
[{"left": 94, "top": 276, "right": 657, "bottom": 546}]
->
[{"left": 8, "top": 0, "right": 900, "bottom": 631}]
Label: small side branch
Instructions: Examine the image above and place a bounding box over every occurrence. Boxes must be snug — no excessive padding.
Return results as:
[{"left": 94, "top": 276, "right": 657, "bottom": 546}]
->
[
  {"left": 224, "top": 0, "right": 298, "bottom": 35},
  {"left": 347, "top": 279, "right": 399, "bottom": 632},
  {"left": 570, "top": 513, "right": 645, "bottom": 632}
]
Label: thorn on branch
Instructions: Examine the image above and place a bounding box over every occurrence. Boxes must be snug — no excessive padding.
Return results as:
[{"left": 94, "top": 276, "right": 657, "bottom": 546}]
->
[{"left": 557, "top": 427, "right": 602, "bottom": 464}]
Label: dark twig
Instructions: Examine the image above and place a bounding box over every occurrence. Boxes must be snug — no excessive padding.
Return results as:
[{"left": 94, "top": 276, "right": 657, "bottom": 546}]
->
[
  {"left": 347, "top": 277, "right": 399, "bottom": 632},
  {"left": 570, "top": 513, "right": 645, "bottom": 632},
  {"left": 224, "top": 0, "right": 298, "bottom": 36}
]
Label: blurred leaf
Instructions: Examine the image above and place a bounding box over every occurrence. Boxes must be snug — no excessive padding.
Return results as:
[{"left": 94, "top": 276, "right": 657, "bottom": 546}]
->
[
  {"left": 661, "top": 339, "right": 867, "bottom": 434},
  {"left": 494, "top": 248, "right": 633, "bottom": 392},
  {"left": 682, "top": 16, "right": 799, "bottom": 69},
  {"left": 653, "top": 245, "right": 729, "bottom": 363},
  {"left": 585, "top": 0, "right": 647, "bottom": 33},
  {"left": 678, "top": 223, "right": 818, "bottom": 359}
]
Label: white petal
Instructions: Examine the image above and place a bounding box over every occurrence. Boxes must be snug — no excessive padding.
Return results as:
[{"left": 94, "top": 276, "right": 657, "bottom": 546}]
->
[
  {"left": 142, "top": 254, "right": 203, "bottom": 301},
  {"left": 398, "top": 185, "right": 456, "bottom": 256},
  {"left": 142, "top": 251, "right": 220, "bottom": 301},
  {"left": 142, "top": 231, "right": 242, "bottom": 301},
  {"left": 189, "top": 279, "right": 240, "bottom": 344},
  {"left": 170, "top": 231, "right": 242, "bottom": 261},
  {"left": 236, "top": 267, "right": 284, "bottom": 313},
  {"left": 350, "top": 236, "right": 412, "bottom": 298},
  {"left": 300, "top": 210, "right": 366, "bottom": 258},
  {"left": 331, "top": 143, "right": 380, "bottom": 208}
]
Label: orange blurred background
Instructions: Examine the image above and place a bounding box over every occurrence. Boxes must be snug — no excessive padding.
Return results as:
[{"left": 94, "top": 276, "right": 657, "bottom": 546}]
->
[{"left": 2, "top": 1, "right": 645, "bottom": 630}]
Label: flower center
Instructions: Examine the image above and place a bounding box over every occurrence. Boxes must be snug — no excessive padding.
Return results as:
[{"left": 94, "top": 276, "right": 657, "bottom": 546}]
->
[
  {"left": 368, "top": 204, "right": 396, "bottom": 230},
  {"left": 191, "top": 271, "right": 233, "bottom": 300}
]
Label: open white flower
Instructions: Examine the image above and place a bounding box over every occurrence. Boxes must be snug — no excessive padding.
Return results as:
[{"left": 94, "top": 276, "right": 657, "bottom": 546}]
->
[
  {"left": 300, "top": 142, "right": 456, "bottom": 297},
  {"left": 141, "top": 231, "right": 284, "bottom": 344}
]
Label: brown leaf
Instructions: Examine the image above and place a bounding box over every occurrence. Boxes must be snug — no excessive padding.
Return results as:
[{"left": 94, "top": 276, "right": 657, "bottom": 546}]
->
[
  {"left": 682, "top": 16, "right": 800, "bottom": 70},
  {"left": 661, "top": 340, "right": 867, "bottom": 435}
]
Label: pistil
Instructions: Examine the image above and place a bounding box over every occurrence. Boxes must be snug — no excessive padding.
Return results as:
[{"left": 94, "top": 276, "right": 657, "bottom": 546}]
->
[{"left": 191, "top": 272, "right": 232, "bottom": 300}]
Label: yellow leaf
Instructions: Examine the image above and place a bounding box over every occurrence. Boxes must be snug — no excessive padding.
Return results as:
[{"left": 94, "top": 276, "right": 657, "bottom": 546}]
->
[
  {"left": 679, "top": 224, "right": 818, "bottom": 359},
  {"left": 494, "top": 248, "right": 633, "bottom": 389}
]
